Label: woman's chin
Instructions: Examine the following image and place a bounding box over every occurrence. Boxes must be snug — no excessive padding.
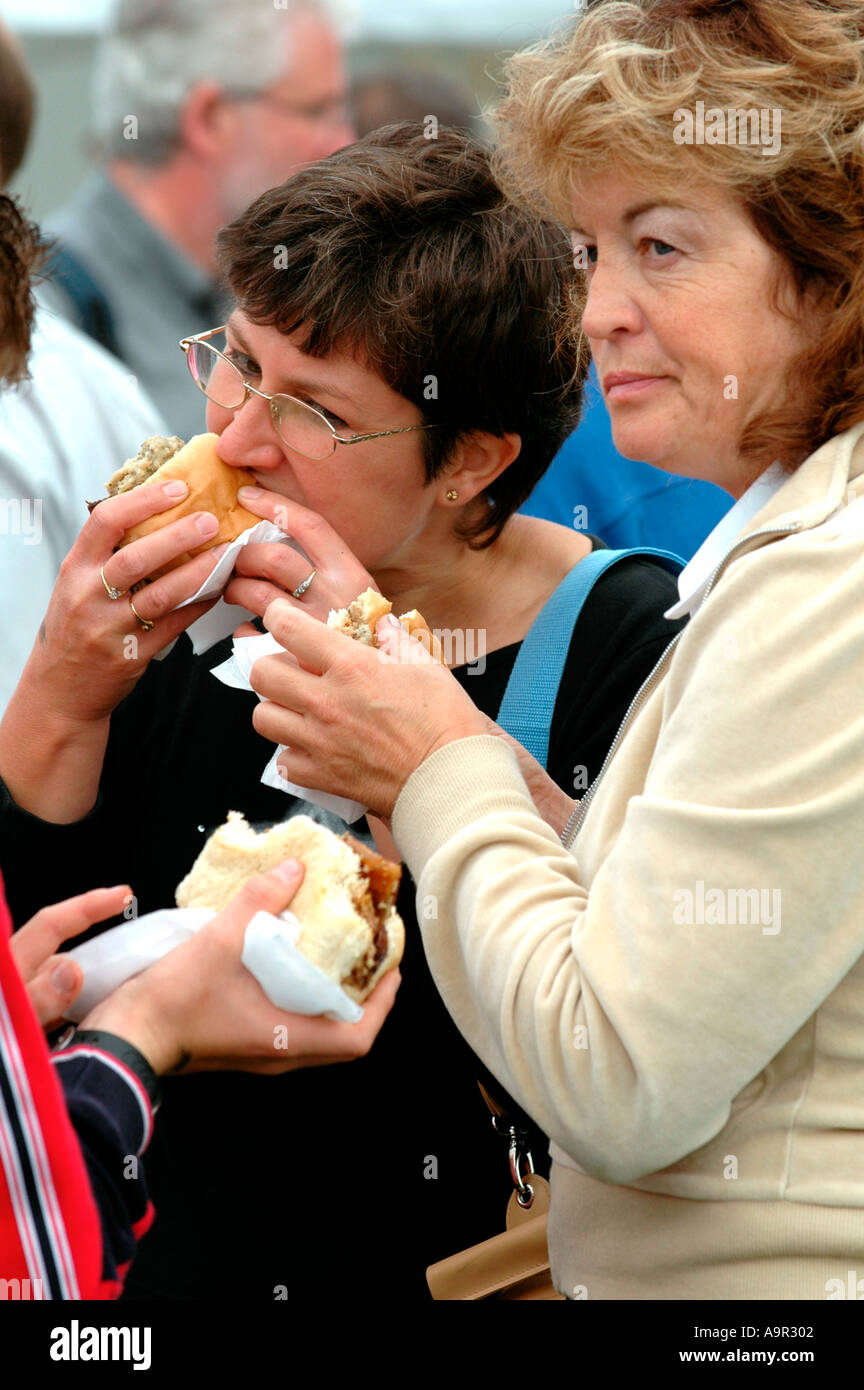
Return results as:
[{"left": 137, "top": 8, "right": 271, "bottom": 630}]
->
[{"left": 609, "top": 427, "right": 685, "bottom": 475}]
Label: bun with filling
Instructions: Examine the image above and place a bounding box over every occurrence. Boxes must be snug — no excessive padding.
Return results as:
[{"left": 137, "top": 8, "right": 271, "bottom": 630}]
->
[
  {"left": 95, "top": 433, "right": 261, "bottom": 577},
  {"left": 176, "top": 812, "right": 404, "bottom": 1003},
  {"left": 328, "top": 587, "right": 445, "bottom": 663}
]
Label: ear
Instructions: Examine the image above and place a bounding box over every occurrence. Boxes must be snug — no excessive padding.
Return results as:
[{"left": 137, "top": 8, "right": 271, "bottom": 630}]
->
[
  {"left": 439, "top": 432, "right": 522, "bottom": 506},
  {"left": 177, "top": 81, "right": 239, "bottom": 162}
]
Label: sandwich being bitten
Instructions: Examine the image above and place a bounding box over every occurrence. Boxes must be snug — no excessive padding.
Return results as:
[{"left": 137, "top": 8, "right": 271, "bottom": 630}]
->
[
  {"left": 92, "top": 433, "right": 261, "bottom": 578},
  {"left": 176, "top": 812, "right": 404, "bottom": 1003},
  {"left": 328, "top": 587, "right": 445, "bottom": 663}
]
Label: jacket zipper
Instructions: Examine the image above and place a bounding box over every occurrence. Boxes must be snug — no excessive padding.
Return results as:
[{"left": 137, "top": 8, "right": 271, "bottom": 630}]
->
[{"left": 563, "top": 522, "right": 801, "bottom": 848}]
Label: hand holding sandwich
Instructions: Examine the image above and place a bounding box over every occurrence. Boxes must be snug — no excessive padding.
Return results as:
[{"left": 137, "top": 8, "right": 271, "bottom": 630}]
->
[
  {"left": 249, "top": 600, "right": 489, "bottom": 819},
  {"left": 78, "top": 858, "right": 400, "bottom": 1076},
  {"left": 32, "top": 483, "right": 221, "bottom": 697},
  {"left": 251, "top": 598, "right": 578, "bottom": 834},
  {"left": 224, "top": 485, "right": 377, "bottom": 633},
  {"left": 0, "top": 435, "right": 252, "bottom": 824}
]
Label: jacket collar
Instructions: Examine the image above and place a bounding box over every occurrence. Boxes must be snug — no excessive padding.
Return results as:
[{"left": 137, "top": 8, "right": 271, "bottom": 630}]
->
[
  {"left": 665, "top": 463, "right": 787, "bottom": 619},
  {"left": 665, "top": 420, "right": 864, "bottom": 620},
  {"left": 741, "top": 417, "right": 864, "bottom": 535}
]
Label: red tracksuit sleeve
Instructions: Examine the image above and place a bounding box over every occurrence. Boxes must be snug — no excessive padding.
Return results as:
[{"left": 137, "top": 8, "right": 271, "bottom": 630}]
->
[{"left": 0, "top": 869, "right": 154, "bottom": 1298}]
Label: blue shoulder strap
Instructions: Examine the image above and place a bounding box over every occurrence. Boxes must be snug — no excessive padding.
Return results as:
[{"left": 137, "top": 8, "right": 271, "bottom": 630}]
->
[{"left": 496, "top": 547, "right": 684, "bottom": 770}]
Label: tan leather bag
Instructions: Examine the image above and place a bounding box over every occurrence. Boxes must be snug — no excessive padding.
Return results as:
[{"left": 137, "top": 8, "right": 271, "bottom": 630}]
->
[
  {"left": 426, "top": 1085, "right": 565, "bottom": 1300},
  {"left": 427, "top": 1174, "right": 564, "bottom": 1300}
]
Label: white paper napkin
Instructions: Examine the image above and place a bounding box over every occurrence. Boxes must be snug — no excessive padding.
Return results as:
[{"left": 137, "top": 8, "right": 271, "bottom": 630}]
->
[
  {"left": 64, "top": 905, "right": 363, "bottom": 1025},
  {"left": 210, "top": 632, "right": 368, "bottom": 824},
  {"left": 153, "top": 521, "right": 309, "bottom": 661},
  {"left": 241, "top": 912, "right": 363, "bottom": 1022}
]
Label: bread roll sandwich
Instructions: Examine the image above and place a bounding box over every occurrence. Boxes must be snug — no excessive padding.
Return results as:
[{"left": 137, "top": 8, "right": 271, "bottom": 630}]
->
[
  {"left": 176, "top": 812, "right": 404, "bottom": 1003},
  {"left": 91, "top": 433, "right": 261, "bottom": 577},
  {"left": 328, "top": 587, "right": 445, "bottom": 663}
]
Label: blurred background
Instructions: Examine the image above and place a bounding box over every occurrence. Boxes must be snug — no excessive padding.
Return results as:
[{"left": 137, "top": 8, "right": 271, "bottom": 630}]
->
[
  {"left": 0, "top": 0, "right": 731, "bottom": 630},
  {"left": 5, "top": 0, "right": 574, "bottom": 221}
]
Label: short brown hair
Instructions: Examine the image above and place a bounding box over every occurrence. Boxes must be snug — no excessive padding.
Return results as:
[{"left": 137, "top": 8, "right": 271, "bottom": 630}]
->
[
  {"left": 217, "top": 124, "right": 587, "bottom": 547},
  {"left": 492, "top": 0, "right": 864, "bottom": 481},
  {"left": 0, "top": 194, "right": 41, "bottom": 386}
]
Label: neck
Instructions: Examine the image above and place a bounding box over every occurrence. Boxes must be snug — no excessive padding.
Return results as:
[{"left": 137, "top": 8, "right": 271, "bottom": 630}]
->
[
  {"left": 371, "top": 509, "right": 516, "bottom": 634},
  {"left": 107, "top": 158, "right": 225, "bottom": 274}
]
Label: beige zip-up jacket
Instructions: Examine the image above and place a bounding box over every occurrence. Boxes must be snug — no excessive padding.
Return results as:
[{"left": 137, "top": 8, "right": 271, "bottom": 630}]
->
[{"left": 392, "top": 421, "right": 864, "bottom": 1300}]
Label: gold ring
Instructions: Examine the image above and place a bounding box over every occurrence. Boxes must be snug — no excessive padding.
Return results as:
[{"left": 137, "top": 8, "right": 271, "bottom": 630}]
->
[
  {"left": 129, "top": 596, "right": 155, "bottom": 632},
  {"left": 100, "top": 564, "right": 124, "bottom": 601},
  {"left": 292, "top": 569, "right": 317, "bottom": 600}
]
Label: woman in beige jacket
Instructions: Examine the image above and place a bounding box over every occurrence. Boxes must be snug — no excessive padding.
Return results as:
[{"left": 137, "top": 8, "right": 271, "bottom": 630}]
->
[{"left": 249, "top": 0, "right": 864, "bottom": 1298}]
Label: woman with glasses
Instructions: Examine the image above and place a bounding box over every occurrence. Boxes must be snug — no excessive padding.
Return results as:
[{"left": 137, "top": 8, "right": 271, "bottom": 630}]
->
[
  {"left": 239, "top": 2, "right": 864, "bottom": 1301},
  {"left": 0, "top": 126, "right": 684, "bottom": 1299}
]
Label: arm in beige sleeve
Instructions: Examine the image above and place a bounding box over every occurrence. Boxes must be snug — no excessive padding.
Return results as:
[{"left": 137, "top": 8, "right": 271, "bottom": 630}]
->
[{"left": 391, "top": 534, "right": 864, "bottom": 1182}]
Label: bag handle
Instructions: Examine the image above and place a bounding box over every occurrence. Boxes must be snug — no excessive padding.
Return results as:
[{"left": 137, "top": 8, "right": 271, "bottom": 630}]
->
[{"left": 495, "top": 546, "right": 684, "bottom": 770}]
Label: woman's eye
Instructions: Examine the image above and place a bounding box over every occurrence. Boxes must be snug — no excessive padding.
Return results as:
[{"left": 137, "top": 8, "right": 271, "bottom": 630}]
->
[
  {"left": 307, "top": 399, "right": 348, "bottom": 429},
  {"left": 644, "top": 238, "right": 677, "bottom": 259},
  {"left": 225, "top": 349, "right": 261, "bottom": 376}
]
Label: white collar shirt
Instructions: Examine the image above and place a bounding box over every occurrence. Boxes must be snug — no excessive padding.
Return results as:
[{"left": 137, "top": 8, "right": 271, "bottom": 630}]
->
[{"left": 664, "top": 463, "right": 789, "bottom": 620}]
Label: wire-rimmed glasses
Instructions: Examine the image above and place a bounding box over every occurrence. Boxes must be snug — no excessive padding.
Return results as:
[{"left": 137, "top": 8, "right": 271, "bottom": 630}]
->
[{"left": 179, "top": 326, "right": 438, "bottom": 462}]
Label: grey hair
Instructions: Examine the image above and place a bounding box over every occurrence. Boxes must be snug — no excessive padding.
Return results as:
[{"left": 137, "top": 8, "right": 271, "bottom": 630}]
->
[{"left": 92, "top": 0, "right": 330, "bottom": 165}]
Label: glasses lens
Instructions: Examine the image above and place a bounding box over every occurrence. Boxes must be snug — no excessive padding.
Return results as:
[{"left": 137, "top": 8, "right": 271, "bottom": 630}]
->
[
  {"left": 271, "top": 396, "right": 336, "bottom": 460},
  {"left": 187, "top": 341, "right": 247, "bottom": 409}
]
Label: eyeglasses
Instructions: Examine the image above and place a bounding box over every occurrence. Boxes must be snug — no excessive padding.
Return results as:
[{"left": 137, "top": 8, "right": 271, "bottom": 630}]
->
[{"left": 178, "top": 326, "right": 439, "bottom": 461}]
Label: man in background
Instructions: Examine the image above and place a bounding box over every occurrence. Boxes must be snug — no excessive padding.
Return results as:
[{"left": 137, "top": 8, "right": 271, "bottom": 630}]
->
[
  {"left": 0, "top": 17, "right": 164, "bottom": 715},
  {"left": 41, "top": 0, "right": 355, "bottom": 437}
]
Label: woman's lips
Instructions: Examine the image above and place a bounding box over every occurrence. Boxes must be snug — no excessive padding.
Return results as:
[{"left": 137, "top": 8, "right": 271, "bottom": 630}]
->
[{"left": 604, "top": 374, "right": 667, "bottom": 402}]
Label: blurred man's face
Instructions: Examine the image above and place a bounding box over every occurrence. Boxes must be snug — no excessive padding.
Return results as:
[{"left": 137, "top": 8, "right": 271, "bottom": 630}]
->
[{"left": 221, "top": 9, "right": 355, "bottom": 218}]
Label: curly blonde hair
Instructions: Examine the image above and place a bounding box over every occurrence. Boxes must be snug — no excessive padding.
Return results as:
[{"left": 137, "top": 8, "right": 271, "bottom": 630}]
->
[{"left": 492, "top": 0, "right": 864, "bottom": 474}]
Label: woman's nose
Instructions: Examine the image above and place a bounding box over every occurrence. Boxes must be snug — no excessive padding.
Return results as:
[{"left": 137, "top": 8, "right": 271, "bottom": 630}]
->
[
  {"left": 207, "top": 392, "right": 285, "bottom": 470},
  {"left": 581, "top": 258, "right": 644, "bottom": 341}
]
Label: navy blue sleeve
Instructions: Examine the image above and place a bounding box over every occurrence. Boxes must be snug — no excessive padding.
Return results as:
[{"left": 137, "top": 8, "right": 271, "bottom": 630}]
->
[{"left": 52, "top": 1047, "right": 155, "bottom": 1291}]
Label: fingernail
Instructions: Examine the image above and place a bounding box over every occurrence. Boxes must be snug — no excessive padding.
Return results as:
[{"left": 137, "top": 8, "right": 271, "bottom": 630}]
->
[
  {"left": 163, "top": 480, "right": 188, "bottom": 497},
  {"left": 210, "top": 543, "right": 232, "bottom": 559},
  {"left": 273, "top": 858, "right": 301, "bottom": 882},
  {"left": 239, "top": 486, "right": 262, "bottom": 499},
  {"left": 382, "top": 613, "right": 403, "bottom": 629},
  {"left": 51, "top": 961, "right": 79, "bottom": 995},
  {"left": 195, "top": 513, "right": 219, "bottom": 537}
]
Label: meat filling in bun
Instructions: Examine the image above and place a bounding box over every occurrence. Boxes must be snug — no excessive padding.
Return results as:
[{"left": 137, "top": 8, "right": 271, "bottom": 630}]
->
[
  {"left": 328, "top": 587, "right": 445, "bottom": 662},
  {"left": 176, "top": 812, "right": 404, "bottom": 1003}
]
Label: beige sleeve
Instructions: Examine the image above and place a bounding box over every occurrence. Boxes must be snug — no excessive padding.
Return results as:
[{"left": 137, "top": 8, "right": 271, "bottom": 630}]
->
[{"left": 392, "top": 524, "right": 864, "bottom": 1183}]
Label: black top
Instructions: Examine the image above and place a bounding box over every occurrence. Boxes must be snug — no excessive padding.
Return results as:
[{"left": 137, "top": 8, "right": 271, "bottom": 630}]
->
[{"left": 0, "top": 544, "right": 685, "bottom": 1300}]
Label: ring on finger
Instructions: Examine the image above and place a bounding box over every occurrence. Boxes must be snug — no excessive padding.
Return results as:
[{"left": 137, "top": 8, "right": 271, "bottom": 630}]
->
[
  {"left": 129, "top": 596, "right": 155, "bottom": 633},
  {"left": 292, "top": 569, "right": 317, "bottom": 600},
  {"left": 100, "top": 564, "right": 124, "bottom": 602}
]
